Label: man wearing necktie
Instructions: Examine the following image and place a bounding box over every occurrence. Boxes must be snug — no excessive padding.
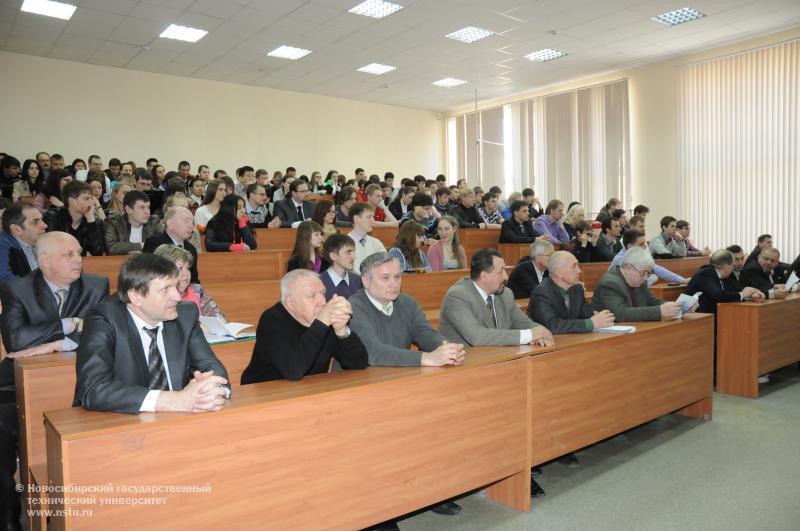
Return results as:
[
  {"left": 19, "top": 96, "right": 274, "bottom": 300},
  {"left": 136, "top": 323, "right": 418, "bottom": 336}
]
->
[
  {"left": 0, "top": 232, "right": 108, "bottom": 531},
  {"left": 684, "top": 249, "right": 765, "bottom": 314},
  {"left": 74, "top": 253, "right": 230, "bottom": 414},
  {"left": 274, "top": 180, "right": 314, "bottom": 228}
]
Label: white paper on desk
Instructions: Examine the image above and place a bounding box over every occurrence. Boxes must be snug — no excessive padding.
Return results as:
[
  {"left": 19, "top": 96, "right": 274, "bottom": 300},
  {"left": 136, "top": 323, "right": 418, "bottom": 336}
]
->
[
  {"left": 199, "top": 316, "right": 255, "bottom": 339},
  {"left": 595, "top": 325, "right": 637, "bottom": 334},
  {"left": 676, "top": 292, "right": 701, "bottom": 313},
  {"left": 785, "top": 271, "right": 799, "bottom": 292}
]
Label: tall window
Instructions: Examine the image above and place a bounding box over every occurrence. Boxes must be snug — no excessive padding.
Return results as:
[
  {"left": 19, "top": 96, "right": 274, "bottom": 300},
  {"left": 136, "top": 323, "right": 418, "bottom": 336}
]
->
[
  {"left": 445, "top": 79, "right": 630, "bottom": 213},
  {"left": 677, "top": 39, "right": 799, "bottom": 260}
]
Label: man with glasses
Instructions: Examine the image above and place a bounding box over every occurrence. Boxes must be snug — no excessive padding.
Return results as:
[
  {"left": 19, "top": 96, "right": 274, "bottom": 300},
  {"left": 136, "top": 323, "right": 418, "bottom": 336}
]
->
[
  {"left": 593, "top": 247, "right": 683, "bottom": 321},
  {"left": 275, "top": 179, "right": 314, "bottom": 228},
  {"left": 245, "top": 184, "right": 280, "bottom": 228},
  {"left": 508, "top": 239, "right": 554, "bottom": 299},
  {"left": 741, "top": 247, "right": 789, "bottom": 299}
]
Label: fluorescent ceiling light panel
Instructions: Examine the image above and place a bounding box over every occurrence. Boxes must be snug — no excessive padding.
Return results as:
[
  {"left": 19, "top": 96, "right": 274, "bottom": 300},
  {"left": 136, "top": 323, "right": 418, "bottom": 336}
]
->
[
  {"left": 20, "top": 0, "right": 76, "bottom": 20},
  {"left": 432, "top": 77, "right": 466, "bottom": 88},
  {"left": 267, "top": 45, "right": 312, "bottom": 60},
  {"left": 349, "top": 0, "right": 403, "bottom": 19},
  {"left": 525, "top": 48, "right": 567, "bottom": 62},
  {"left": 358, "top": 63, "right": 396, "bottom": 75},
  {"left": 446, "top": 26, "right": 494, "bottom": 44},
  {"left": 159, "top": 24, "right": 208, "bottom": 43},
  {"left": 651, "top": 7, "right": 705, "bottom": 26}
]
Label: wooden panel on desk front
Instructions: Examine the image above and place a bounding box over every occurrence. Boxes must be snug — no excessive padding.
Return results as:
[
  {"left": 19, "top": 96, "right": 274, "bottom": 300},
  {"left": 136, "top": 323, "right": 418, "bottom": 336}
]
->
[
  {"left": 498, "top": 244, "right": 529, "bottom": 267},
  {"left": 649, "top": 284, "right": 686, "bottom": 301},
  {"left": 717, "top": 294, "right": 800, "bottom": 398},
  {"left": 530, "top": 315, "right": 714, "bottom": 465},
  {"left": 47, "top": 359, "right": 529, "bottom": 530}
]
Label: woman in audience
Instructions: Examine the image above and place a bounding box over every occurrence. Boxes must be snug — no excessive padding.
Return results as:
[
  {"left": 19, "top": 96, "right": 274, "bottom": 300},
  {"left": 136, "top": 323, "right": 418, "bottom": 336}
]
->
[
  {"left": 273, "top": 176, "right": 294, "bottom": 202},
  {"left": 563, "top": 203, "right": 585, "bottom": 240},
  {"left": 204, "top": 194, "right": 257, "bottom": 252},
  {"left": 389, "top": 220, "right": 432, "bottom": 273},
  {"left": 335, "top": 186, "right": 357, "bottom": 227},
  {"left": 107, "top": 180, "right": 132, "bottom": 216},
  {"left": 570, "top": 220, "right": 596, "bottom": 263},
  {"left": 153, "top": 244, "right": 225, "bottom": 319},
  {"left": 34, "top": 168, "right": 71, "bottom": 211},
  {"left": 389, "top": 186, "right": 415, "bottom": 220},
  {"left": 311, "top": 199, "right": 338, "bottom": 239},
  {"left": 427, "top": 215, "right": 466, "bottom": 271},
  {"left": 309, "top": 171, "right": 329, "bottom": 194},
  {"left": 188, "top": 176, "right": 205, "bottom": 209},
  {"left": 13, "top": 159, "right": 44, "bottom": 201},
  {"left": 85, "top": 170, "right": 107, "bottom": 222},
  {"left": 151, "top": 164, "right": 166, "bottom": 188},
  {"left": 194, "top": 179, "right": 226, "bottom": 229},
  {"left": 324, "top": 170, "right": 340, "bottom": 194},
  {"left": 287, "top": 221, "right": 328, "bottom": 273},
  {"left": 71, "top": 158, "right": 86, "bottom": 172}
]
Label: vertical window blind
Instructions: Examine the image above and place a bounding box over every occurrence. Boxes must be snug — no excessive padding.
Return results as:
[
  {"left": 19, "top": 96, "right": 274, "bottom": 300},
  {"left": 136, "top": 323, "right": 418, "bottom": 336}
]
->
[
  {"left": 445, "top": 79, "right": 630, "bottom": 214},
  {"left": 677, "top": 39, "right": 799, "bottom": 261}
]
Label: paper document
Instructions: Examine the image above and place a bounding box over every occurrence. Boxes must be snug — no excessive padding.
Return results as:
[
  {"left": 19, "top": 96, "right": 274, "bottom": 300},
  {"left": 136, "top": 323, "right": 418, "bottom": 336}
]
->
[
  {"left": 675, "top": 292, "right": 701, "bottom": 313},
  {"left": 785, "top": 271, "right": 799, "bottom": 292},
  {"left": 596, "top": 325, "right": 636, "bottom": 334},
  {"left": 199, "top": 316, "right": 255, "bottom": 339}
]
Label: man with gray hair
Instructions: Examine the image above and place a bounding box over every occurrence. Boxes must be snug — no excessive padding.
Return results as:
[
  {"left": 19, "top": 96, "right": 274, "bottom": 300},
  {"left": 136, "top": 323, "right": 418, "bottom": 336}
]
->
[
  {"left": 144, "top": 206, "right": 200, "bottom": 283},
  {"left": 241, "top": 269, "right": 368, "bottom": 385},
  {"left": 530, "top": 251, "right": 615, "bottom": 333},
  {"left": 593, "top": 247, "right": 683, "bottom": 321},
  {"left": 349, "top": 252, "right": 467, "bottom": 518},
  {"left": 684, "top": 250, "right": 765, "bottom": 314},
  {"left": 740, "top": 247, "right": 790, "bottom": 299},
  {"left": 508, "top": 239, "right": 554, "bottom": 299}
]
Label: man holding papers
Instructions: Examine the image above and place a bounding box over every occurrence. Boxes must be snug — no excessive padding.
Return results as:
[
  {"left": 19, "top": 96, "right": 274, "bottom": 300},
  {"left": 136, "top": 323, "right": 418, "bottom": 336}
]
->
[
  {"left": 529, "top": 251, "right": 615, "bottom": 333},
  {"left": 593, "top": 247, "right": 685, "bottom": 321},
  {"left": 684, "top": 250, "right": 765, "bottom": 313}
]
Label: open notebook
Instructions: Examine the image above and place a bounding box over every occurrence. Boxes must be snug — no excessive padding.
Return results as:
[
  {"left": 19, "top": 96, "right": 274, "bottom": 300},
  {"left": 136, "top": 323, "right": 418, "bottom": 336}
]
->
[{"left": 200, "top": 316, "right": 256, "bottom": 343}]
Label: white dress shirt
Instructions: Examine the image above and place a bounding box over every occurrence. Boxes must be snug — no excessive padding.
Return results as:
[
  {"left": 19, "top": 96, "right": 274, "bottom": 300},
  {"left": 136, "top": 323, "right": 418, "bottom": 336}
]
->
[{"left": 127, "top": 308, "right": 173, "bottom": 412}]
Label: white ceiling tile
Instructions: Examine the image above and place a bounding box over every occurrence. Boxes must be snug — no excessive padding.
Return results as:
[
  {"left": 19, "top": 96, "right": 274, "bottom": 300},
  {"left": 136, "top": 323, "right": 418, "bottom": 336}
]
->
[
  {"left": 107, "top": 16, "right": 162, "bottom": 46},
  {"left": 173, "top": 12, "right": 225, "bottom": 33},
  {"left": 129, "top": 2, "right": 183, "bottom": 22},
  {"left": 63, "top": 9, "right": 125, "bottom": 40},
  {"left": 189, "top": 0, "right": 244, "bottom": 19},
  {"left": 77, "top": 0, "right": 137, "bottom": 17},
  {"left": 4, "top": 35, "right": 53, "bottom": 55}
]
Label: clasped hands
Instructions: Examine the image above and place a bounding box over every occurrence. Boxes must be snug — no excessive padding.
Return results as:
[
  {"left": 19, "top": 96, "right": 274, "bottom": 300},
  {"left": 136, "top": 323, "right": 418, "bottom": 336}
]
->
[{"left": 316, "top": 295, "right": 352, "bottom": 336}]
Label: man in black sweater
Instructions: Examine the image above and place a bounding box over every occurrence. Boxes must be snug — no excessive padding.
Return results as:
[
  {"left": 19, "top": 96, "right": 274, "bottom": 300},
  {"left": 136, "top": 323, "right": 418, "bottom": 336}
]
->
[
  {"left": 500, "top": 200, "right": 541, "bottom": 243},
  {"left": 241, "top": 269, "right": 368, "bottom": 384},
  {"left": 43, "top": 180, "right": 105, "bottom": 256},
  {"left": 451, "top": 188, "right": 486, "bottom": 229}
]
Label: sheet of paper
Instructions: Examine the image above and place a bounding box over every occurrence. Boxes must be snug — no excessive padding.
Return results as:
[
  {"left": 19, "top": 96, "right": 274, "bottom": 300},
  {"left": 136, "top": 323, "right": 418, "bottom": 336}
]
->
[
  {"left": 595, "top": 325, "right": 637, "bottom": 334},
  {"left": 675, "top": 292, "right": 701, "bottom": 313},
  {"left": 785, "top": 271, "right": 799, "bottom": 292}
]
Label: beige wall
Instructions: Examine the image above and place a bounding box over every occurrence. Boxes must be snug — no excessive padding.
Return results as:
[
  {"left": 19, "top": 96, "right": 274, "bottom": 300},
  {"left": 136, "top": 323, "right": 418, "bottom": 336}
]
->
[
  {"left": 443, "top": 26, "right": 800, "bottom": 235},
  {"left": 0, "top": 50, "right": 443, "bottom": 180}
]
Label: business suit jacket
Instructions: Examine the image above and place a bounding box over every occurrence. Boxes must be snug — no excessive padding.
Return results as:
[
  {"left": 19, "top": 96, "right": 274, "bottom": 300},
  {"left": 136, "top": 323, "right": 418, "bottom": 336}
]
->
[
  {"left": 0, "top": 270, "right": 108, "bottom": 395},
  {"left": 0, "top": 231, "right": 32, "bottom": 283},
  {"left": 499, "top": 219, "right": 539, "bottom": 243},
  {"left": 143, "top": 231, "right": 199, "bottom": 283},
  {"left": 592, "top": 267, "right": 665, "bottom": 321},
  {"left": 274, "top": 198, "right": 315, "bottom": 227},
  {"left": 508, "top": 257, "right": 547, "bottom": 299},
  {"left": 529, "top": 277, "right": 594, "bottom": 333},
  {"left": 74, "top": 299, "right": 229, "bottom": 414},
  {"left": 684, "top": 265, "right": 742, "bottom": 314},
  {"left": 740, "top": 262, "right": 789, "bottom": 295},
  {"left": 103, "top": 213, "right": 163, "bottom": 255},
  {"left": 439, "top": 276, "right": 537, "bottom": 346}
]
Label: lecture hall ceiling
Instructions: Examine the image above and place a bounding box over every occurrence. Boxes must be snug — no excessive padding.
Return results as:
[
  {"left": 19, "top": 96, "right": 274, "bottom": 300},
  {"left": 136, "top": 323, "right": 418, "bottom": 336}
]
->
[{"left": 1, "top": 0, "right": 799, "bottom": 111}]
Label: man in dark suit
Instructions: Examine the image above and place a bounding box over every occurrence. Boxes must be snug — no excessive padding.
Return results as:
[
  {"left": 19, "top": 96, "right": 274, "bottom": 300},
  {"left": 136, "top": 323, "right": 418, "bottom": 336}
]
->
[
  {"left": 684, "top": 250, "right": 765, "bottom": 314},
  {"left": 0, "top": 231, "right": 108, "bottom": 531},
  {"left": 744, "top": 234, "right": 772, "bottom": 269},
  {"left": 0, "top": 203, "right": 47, "bottom": 283},
  {"left": 75, "top": 253, "right": 230, "bottom": 414},
  {"left": 530, "top": 251, "right": 615, "bottom": 333},
  {"left": 500, "top": 200, "right": 541, "bottom": 243},
  {"left": 274, "top": 179, "right": 314, "bottom": 228},
  {"left": 143, "top": 206, "right": 199, "bottom": 283},
  {"left": 724, "top": 245, "right": 747, "bottom": 290},
  {"left": 508, "top": 239, "right": 553, "bottom": 299},
  {"left": 741, "top": 247, "right": 789, "bottom": 299}
]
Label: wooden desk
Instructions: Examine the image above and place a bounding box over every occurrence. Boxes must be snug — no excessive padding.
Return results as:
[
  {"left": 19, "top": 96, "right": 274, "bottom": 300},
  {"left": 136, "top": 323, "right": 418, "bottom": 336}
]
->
[
  {"left": 649, "top": 283, "right": 686, "bottom": 301},
  {"left": 14, "top": 339, "right": 254, "bottom": 524},
  {"left": 716, "top": 294, "right": 800, "bottom": 398},
  {"left": 497, "top": 244, "right": 530, "bottom": 267},
  {"left": 530, "top": 314, "right": 714, "bottom": 465},
  {"left": 45, "top": 349, "right": 531, "bottom": 530}
]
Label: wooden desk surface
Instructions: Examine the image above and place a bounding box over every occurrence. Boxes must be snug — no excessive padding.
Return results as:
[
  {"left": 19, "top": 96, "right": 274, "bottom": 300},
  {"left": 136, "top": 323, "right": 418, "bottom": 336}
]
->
[{"left": 716, "top": 293, "right": 800, "bottom": 398}]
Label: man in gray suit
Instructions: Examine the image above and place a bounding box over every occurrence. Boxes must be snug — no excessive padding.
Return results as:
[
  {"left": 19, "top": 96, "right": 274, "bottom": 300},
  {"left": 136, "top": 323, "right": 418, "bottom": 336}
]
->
[
  {"left": 530, "top": 251, "right": 615, "bottom": 333},
  {"left": 592, "top": 247, "right": 683, "bottom": 321},
  {"left": 440, "top": 248, "right": 554, "bottom": 347}
]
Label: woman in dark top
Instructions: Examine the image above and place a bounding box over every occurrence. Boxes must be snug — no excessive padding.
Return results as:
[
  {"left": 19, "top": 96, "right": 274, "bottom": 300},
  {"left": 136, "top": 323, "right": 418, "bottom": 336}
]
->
[
  {"left": 204, "top": 194, "right": 257, "bottom": 252},
  {"left": 335, "top": 185, "right": 356, "bottom": 227},
  {"left": 287, "top": 221, "right": 328, "bottom": 273},
  {"left": 240, "top": 270, "right": 368, "bottom": 384},
  {"left": 570, "top": 220, "right": 596, "bottom": 263},
  {"left": 311, "top": 199, "right": 338, "bottom": 239}
]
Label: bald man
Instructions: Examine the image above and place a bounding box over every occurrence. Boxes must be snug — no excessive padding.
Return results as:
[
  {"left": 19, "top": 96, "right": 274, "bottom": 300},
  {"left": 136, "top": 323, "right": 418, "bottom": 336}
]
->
[
  {"left": 143, "top": 206, "right": 200, "bottom": 283},
  {"left": 0, "top": 232, "right": 107, "bottom": 530},
  {"left": 529, "top": 251, "right": 615, "bottom": 333}
]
